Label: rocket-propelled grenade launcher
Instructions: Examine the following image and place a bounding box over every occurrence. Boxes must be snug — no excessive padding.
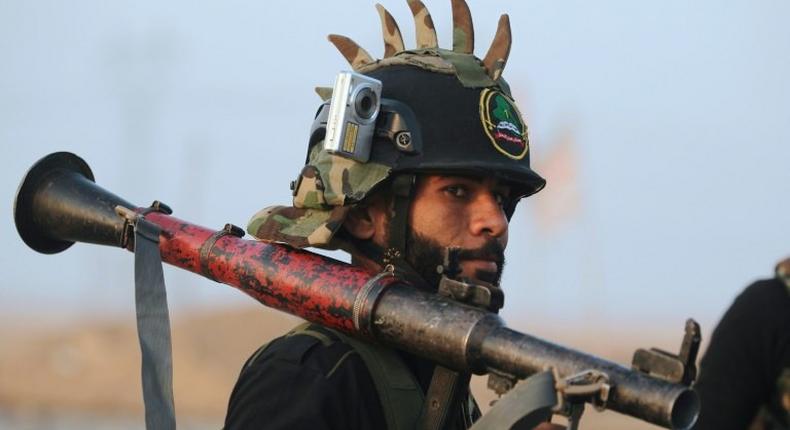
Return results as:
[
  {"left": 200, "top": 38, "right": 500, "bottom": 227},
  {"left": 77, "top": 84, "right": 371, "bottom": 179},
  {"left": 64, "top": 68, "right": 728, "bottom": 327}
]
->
[{"left": 14, "top": 152, "right": 699, "bottom": 429}]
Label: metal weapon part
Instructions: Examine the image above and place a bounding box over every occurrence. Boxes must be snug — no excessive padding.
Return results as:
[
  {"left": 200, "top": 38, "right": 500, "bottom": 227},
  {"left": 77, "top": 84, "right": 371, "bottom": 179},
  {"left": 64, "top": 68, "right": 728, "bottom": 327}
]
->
[{"left": 14, "top": 152, "right": 700, "bottom": 429}]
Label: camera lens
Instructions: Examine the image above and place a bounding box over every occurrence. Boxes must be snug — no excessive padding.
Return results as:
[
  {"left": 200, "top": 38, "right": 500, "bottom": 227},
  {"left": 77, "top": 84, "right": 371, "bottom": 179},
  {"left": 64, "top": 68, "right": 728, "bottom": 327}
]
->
[{"left": 354, "top": 87, "right": 378, "bottom": 120}]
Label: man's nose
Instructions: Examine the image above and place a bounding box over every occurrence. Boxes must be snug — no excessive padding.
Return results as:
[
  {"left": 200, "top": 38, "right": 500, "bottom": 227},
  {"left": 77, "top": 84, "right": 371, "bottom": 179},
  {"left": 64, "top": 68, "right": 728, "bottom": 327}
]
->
[{"left": 469, "top": 192, "right": 508, "bottom": 238}]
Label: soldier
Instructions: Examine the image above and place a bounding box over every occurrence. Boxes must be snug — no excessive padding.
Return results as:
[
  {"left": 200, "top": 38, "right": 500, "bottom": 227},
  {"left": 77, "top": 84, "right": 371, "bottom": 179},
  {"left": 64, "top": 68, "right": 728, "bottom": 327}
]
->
[
  {"left": 224, "top": 1, "right": 561, "bottom": 429},
  {"left": 693, "top": 258, "right": 790, "bottom": 430}
]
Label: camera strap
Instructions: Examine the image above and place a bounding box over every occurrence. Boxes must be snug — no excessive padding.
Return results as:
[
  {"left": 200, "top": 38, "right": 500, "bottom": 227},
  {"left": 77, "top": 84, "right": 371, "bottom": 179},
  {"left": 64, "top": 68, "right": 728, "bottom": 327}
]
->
[{"left": 133, "top": 216, "right": 176, "bottom": 430}]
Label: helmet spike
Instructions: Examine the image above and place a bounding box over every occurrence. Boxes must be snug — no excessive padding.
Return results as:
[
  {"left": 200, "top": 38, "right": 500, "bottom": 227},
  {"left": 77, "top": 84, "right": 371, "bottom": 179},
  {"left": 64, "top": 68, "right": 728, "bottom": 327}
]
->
[
  {"left": 490, "top": 59, "right": 505, "bottom": 81},
  {"left": 327, "top": 34, "right": 375, "bottom": 70},
  {"left": 314, "top": 86, "right": 333, "bottom": 101},
  {"left": 376, "top": 4, "right": 405, "bottom": 57},
  {"left": 451, "top": 0, "right": 474, "bottom": 54},
  {"left": 407, "top": 0, "right": 438, "bottom": 49},
  {"left": 482, "top": 14, "right": 511, "bottom": 80}
]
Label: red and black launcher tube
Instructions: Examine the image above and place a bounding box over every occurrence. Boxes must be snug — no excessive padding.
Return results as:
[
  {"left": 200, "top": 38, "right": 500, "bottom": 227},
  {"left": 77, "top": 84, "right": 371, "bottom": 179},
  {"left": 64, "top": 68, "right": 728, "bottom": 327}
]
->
[
  {"left": 140, "top": 210, "right": 398, "bottom": 336},
  {"left": 14, "top": 152, "right": 699, "bottom": 429}
]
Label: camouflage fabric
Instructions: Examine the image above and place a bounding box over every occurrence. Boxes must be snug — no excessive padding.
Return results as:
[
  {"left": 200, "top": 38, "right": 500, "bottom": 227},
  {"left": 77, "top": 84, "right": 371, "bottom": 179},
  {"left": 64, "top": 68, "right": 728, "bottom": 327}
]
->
[
  {"left": 248, "top": 144, "right": 391, "bottom": 248},
  {"left": 327, "top": 35, "right": 375, "bottom": 70},
  {"left": 376, "top": 4, "right": 405, "bottom": 58},
  {"left": 286, "top": 144, "right": 391, "bottom": 209},
  {"left": 437, "top": 49, "right": 498, "bottom": 88},
  {"left": 333, "top": 0, "right": 512, "bottom": 90},
  {"left": 249, "top": 0, "right": 540, "bottom": 250},
  {"left": 357, "top": 49, "right": 454, "bottom": 76},
  {"left": 314, "top": 86, "right": 333, "bottom": 102},
  {"left": 407, "top": 0, "right": 438, "bottom": 49},
  {"left": 450, "top": 0, "right": 474, "bottom": 54},
  {"left": 482, "top": 15, "right": 512, "bottom": 81},
  {"left": 247, "top": 205, "right": 350, "bottom": 249}
]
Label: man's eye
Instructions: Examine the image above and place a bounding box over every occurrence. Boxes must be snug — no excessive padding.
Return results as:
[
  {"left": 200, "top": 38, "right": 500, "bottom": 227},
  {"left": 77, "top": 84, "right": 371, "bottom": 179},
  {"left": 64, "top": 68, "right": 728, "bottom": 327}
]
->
[
  {"left": 494, "top": 191, "right": 513, "bottom": 209},
  {"left": 445, "top": 185, "right": 468, "bottom": 198}
]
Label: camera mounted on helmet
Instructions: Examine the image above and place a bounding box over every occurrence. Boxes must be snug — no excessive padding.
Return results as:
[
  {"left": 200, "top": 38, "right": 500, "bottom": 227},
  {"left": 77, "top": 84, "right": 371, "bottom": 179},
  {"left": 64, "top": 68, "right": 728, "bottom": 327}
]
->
[
  {"left": 247, "top": 0, "right": 546, "bottom": 260},
  {"left": 309, "top": 71, "right": 423, "bottom": 164}
]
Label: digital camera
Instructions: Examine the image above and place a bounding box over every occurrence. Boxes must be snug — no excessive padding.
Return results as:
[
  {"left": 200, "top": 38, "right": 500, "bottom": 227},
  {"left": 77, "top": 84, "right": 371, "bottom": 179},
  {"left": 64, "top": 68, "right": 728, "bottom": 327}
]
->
[{"left": 323, "top": 71, "right": 382, "bottom": 162}]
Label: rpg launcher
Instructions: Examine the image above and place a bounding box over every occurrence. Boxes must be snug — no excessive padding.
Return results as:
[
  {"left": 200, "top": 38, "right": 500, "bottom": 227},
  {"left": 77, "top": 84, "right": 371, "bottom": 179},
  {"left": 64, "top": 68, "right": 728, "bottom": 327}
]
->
[{"left": 14, "top": 152, "right": 700, "bottom": 429}]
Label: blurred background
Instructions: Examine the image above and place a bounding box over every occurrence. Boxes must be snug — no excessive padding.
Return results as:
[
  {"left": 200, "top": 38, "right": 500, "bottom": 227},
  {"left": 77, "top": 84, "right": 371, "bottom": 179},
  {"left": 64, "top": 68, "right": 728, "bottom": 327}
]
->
[{"left": 1, "top": 0, "right": 788, "bottom": 428}]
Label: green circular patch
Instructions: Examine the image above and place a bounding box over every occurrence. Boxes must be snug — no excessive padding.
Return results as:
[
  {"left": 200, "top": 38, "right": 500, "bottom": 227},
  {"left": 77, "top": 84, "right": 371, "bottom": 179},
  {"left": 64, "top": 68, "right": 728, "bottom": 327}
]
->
[{"left": 479, "top": 88, "right": 529, "bottom": 160}]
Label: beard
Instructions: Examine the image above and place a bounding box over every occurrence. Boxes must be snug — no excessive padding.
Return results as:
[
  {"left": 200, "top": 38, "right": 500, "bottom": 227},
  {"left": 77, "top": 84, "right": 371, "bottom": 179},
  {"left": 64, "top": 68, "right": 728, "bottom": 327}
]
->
[{"left": 405, "top": 230, "right": 506, "bottom": 289}]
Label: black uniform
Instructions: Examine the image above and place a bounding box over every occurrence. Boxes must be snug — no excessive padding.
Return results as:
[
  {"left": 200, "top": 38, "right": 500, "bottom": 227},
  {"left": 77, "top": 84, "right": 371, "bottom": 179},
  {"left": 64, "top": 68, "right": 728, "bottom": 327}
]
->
[
  {"left": 693, "top": 278, "right": 790, "bottom": 429},
  {"left": 224, "top": 324, "right": 476, "bottom": 430}
]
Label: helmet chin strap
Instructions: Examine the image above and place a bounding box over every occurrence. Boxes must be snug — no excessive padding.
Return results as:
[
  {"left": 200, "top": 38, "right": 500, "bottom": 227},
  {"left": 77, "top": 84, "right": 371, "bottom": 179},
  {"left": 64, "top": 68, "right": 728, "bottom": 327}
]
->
[
  {"left": 359, "top": 174, "right": 470, "bottom": 290},
  {"left": 381, "top": 174, "right": 433, "bottom": 286},
  {"left": 383, "top": 174, "right": 414, "bottom": 264},
  {"left": 345, "top": 174, "right": 424, "bottom": 285},
  {"left": 374, "top": 174, "right": 501, "bottom": 430}
]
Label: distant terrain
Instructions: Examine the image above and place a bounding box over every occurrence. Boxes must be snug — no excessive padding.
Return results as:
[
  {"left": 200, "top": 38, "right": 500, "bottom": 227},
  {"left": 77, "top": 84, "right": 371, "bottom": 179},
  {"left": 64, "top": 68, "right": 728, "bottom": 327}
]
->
[{"left": 0, "top": 306, "right": 682, "bottom": 429}]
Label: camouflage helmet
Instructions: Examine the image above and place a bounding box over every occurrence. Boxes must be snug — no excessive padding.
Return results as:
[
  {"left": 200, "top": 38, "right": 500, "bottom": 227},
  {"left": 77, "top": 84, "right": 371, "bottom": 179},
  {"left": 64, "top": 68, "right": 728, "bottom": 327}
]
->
[{"left": 248, "top": 0, "right": 546, "bottom": 250}]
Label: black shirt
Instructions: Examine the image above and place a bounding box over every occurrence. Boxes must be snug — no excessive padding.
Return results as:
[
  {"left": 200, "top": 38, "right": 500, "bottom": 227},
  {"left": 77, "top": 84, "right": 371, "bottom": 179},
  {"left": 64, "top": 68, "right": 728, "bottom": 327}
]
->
[
  {"left": 693, "top": 279, "right": 790, "bottom": 429},
  {"left": 224, "top": 324, "right": 474, "bottom": 430}
]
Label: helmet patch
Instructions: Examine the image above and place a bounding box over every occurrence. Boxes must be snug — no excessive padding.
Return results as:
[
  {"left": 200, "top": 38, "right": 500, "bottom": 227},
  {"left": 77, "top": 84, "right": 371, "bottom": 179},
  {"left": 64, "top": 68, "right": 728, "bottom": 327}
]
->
[{"left": 479, "top": 88, "right": 528, "bottom": 160}]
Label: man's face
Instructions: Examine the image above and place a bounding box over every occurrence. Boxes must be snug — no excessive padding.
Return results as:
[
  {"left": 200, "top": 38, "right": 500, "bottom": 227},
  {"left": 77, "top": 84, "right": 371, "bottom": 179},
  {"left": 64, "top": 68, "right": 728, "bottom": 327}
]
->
[{"left": 405, "top": 175, "right": 510, "bottom": 287}]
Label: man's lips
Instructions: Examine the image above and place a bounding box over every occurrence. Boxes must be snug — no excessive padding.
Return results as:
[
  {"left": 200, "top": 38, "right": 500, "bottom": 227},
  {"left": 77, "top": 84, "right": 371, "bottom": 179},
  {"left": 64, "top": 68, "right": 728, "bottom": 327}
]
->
[{"left": 460, "top": 259, "right": 499, "bottom": 274}]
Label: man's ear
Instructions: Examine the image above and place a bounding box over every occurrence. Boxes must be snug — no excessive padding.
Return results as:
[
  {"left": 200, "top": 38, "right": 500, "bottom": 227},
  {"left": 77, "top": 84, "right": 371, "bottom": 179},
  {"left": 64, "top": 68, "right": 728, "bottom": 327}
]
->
[{"left": 343, "top": 205, "right": 376, "bottom": 240}]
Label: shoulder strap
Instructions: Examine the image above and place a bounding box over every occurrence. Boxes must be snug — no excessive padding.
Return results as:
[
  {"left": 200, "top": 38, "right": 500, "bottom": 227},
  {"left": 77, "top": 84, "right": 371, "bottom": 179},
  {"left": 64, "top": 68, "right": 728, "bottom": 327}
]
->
[
  {"left": 330, "top": 329, "right": 425, "bottom": 430},
  {"left": 242, "top": 322, "right": 318, "bottom": 371},
  {"left": 420, "top": 366, "right": 472, "bottom": 430},
  {"left": 244, "top": 323, "right": 426, "bottom": 430}
]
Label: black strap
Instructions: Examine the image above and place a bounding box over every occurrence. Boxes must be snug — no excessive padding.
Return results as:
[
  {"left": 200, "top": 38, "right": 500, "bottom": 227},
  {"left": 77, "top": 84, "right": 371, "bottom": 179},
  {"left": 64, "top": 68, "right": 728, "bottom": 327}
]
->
[
  {"left": 330, "top": 328, "right": 425, "bottom": 430},
  {"left": 386, "top": 173, "right": 476, "bottom": 429},
  {"left": 247, "top": 323, "right": 425, "bottom": 430},
  {"left": 352, "top": 236, "right": 386, "bottom": 265},
  {"left": 419, "top": 366, "right": 471, "bottom": 430},
  {"left": 134, "top": 217, "right": 176, "bottom": 430},
  {"left": 199, "top": 223, "right": 244, "bottom": 281},
  {"left": 384, "top": 174, "right": 416, "bottom": 266}
]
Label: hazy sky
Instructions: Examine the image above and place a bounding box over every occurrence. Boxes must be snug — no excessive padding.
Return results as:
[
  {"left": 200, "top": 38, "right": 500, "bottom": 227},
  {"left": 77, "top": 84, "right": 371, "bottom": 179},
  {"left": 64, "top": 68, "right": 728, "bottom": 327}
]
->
[{"left": 1, "top": 1, "right": 788, "bottom": 344}]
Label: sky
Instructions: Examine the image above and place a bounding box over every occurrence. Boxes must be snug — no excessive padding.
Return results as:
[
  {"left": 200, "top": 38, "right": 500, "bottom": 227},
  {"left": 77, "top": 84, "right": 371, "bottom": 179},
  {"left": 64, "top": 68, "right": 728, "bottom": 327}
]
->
[{"left": 1, "top": 0, "right": 788, "bottom": 346}]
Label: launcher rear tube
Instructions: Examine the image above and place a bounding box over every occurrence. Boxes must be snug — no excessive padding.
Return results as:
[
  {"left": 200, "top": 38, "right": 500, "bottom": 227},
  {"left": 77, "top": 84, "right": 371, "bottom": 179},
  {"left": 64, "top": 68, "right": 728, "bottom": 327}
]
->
[
  {"left": 13, "top": 152, "right": 698, "bottom": 428},
  {"left": 143, "top": 211, "right": 698, "bottom": 429}
]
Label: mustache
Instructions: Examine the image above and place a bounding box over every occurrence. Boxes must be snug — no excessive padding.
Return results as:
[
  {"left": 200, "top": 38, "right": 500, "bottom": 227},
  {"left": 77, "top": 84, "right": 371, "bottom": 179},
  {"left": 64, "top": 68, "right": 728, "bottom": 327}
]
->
[
  {"left": 404, "top": 231, "right": 506, "bottom": 289},
  {"left": 453, "top": 240, "right": 505, "bottom": 266}
]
